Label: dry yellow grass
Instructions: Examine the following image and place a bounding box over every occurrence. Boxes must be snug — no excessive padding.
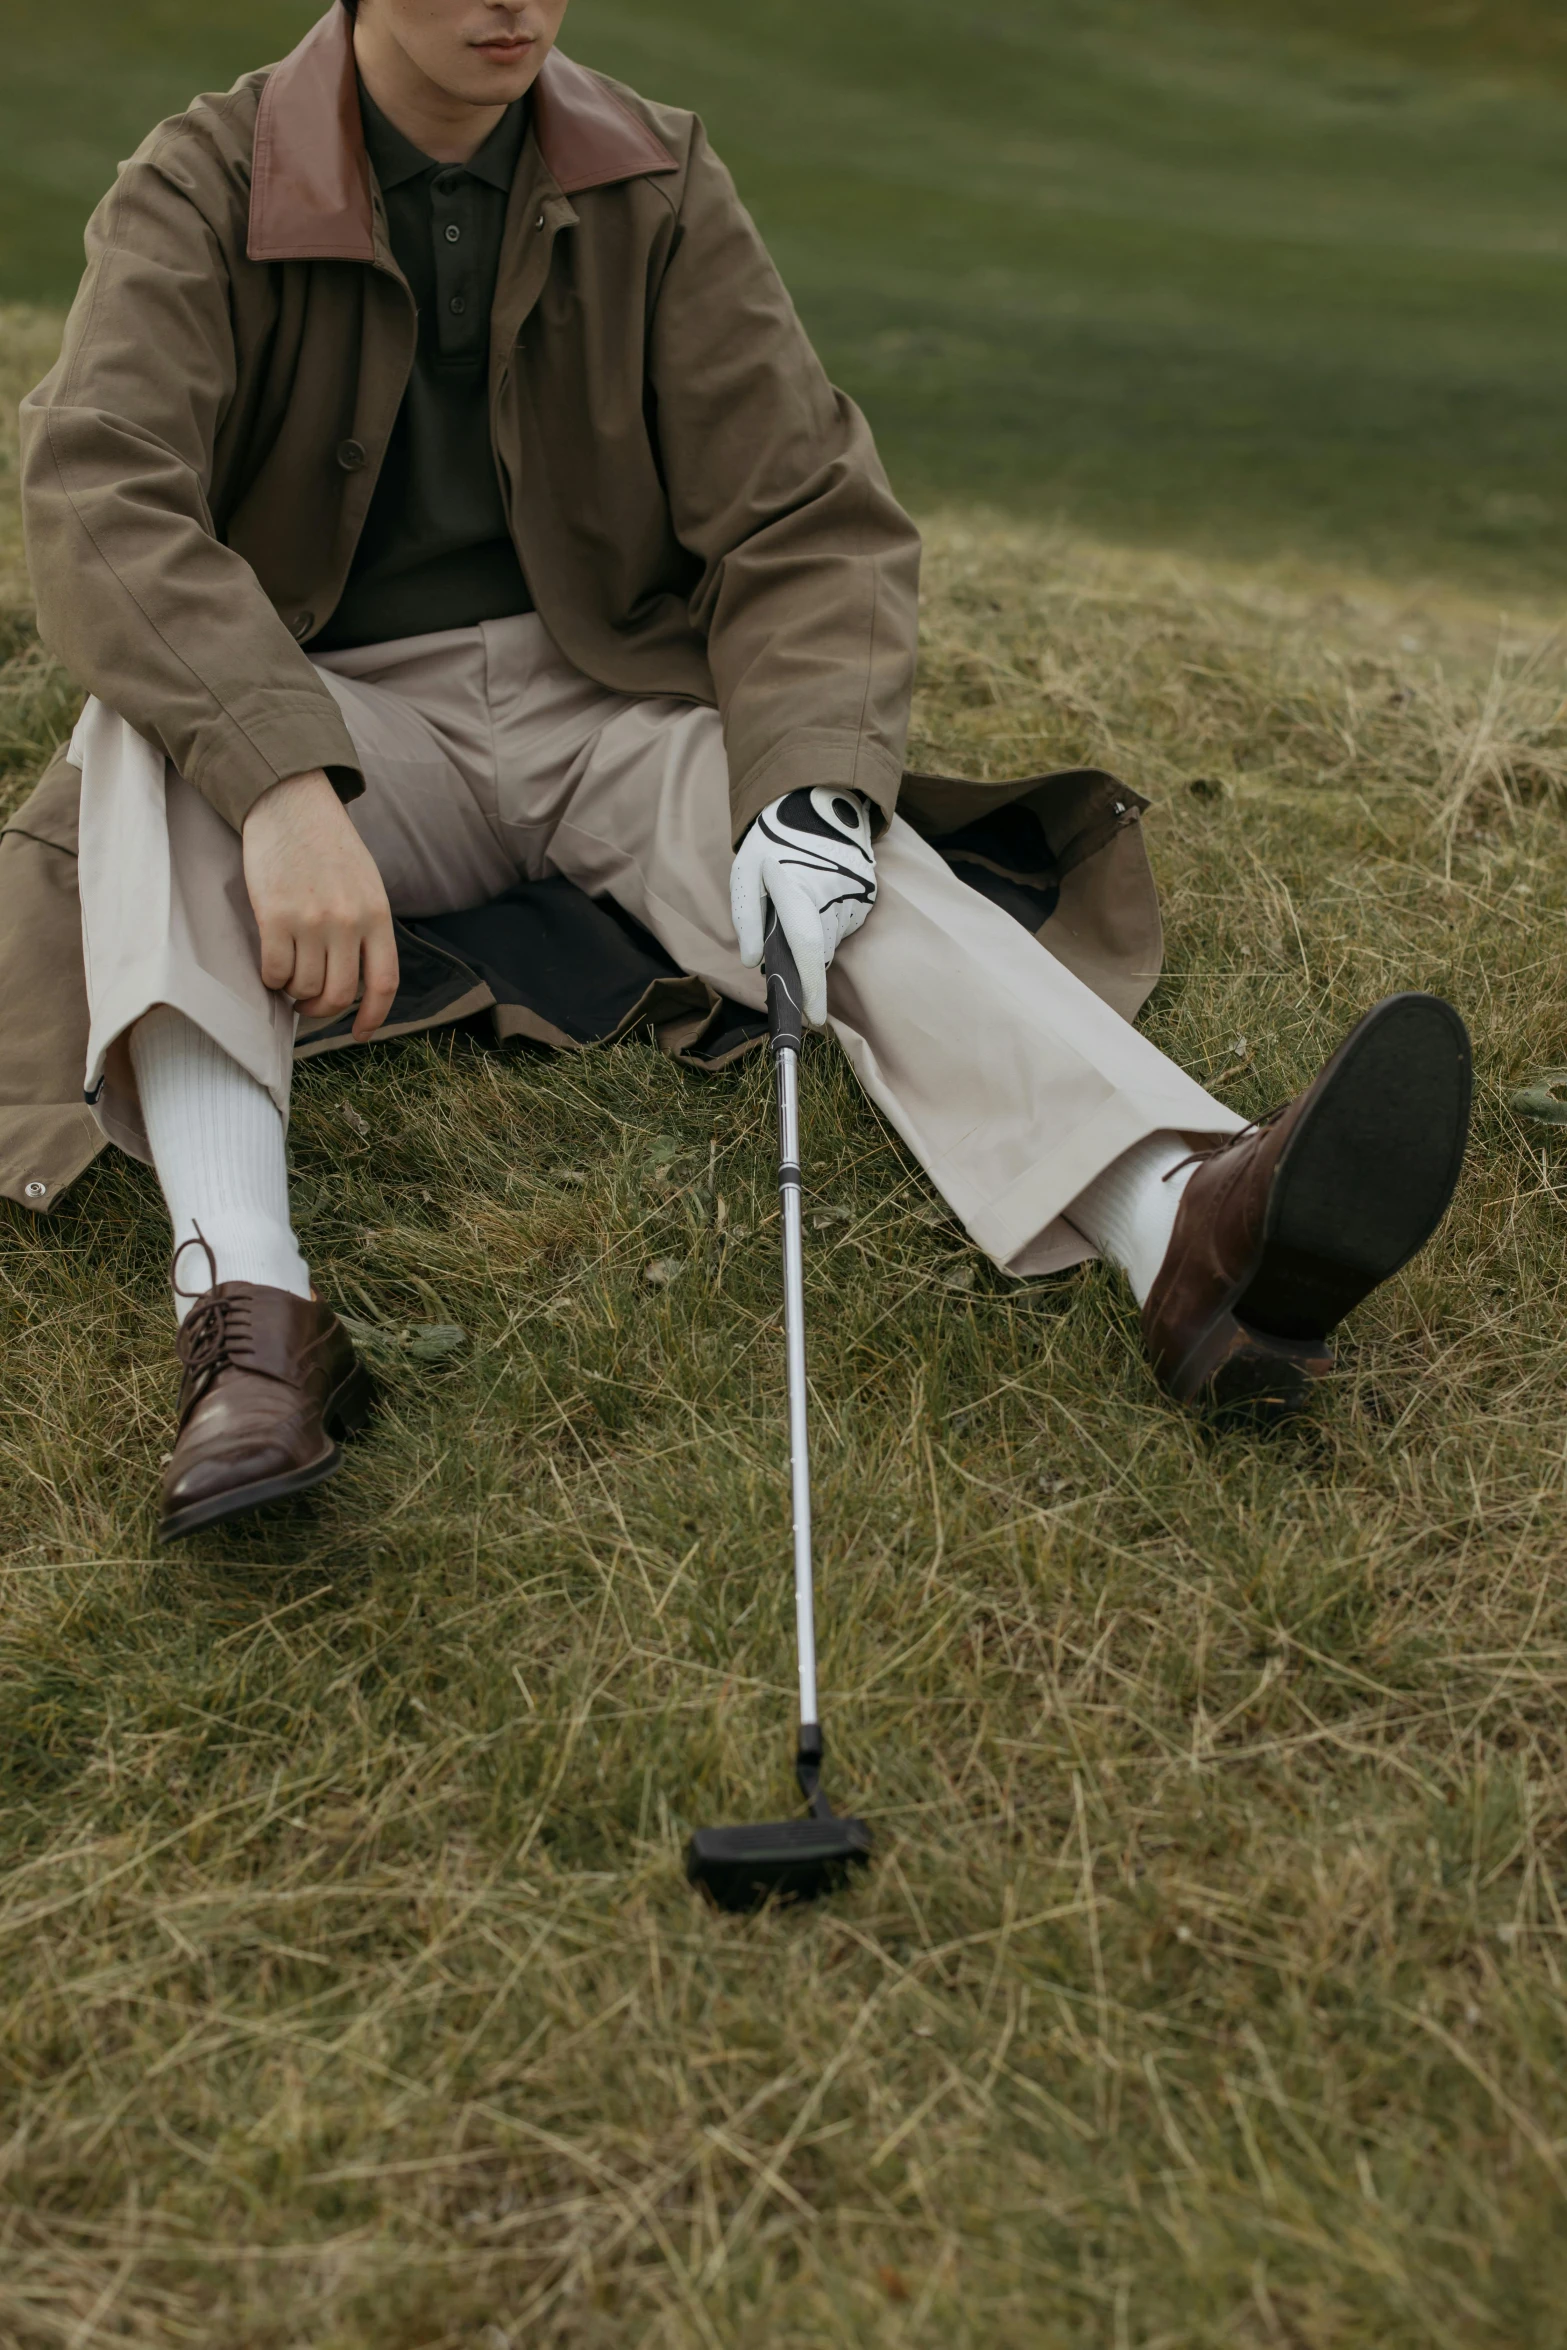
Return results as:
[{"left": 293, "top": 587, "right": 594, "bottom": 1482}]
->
[{"left": 5, "top": 303, "right": 1567, "bottom": 2346}]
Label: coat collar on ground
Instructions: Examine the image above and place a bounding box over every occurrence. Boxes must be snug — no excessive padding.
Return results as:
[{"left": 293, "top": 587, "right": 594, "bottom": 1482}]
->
[{"left": 248, "top": 2, "right": 676, "bottom": 264}]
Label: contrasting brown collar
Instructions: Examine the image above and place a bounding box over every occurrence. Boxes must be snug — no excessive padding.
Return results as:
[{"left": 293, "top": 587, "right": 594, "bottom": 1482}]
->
[{"left": 248, "top": 3, "right": 676, "bottom": 263}]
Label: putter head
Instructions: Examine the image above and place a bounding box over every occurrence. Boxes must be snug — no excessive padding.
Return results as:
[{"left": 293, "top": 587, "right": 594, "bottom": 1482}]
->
[{"left": 686, "top": 1813, "right": 873, "bottom": 1913}]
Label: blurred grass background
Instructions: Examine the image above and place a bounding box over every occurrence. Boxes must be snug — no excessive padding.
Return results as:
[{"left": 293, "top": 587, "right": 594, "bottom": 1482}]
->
[{"left": 3, "top": 0, "right": 1567, "bottom": 590}]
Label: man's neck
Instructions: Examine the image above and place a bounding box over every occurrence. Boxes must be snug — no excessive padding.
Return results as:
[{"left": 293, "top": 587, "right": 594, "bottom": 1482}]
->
[{"left": 353, "top": 23, "right": 507, "bottom": 165}]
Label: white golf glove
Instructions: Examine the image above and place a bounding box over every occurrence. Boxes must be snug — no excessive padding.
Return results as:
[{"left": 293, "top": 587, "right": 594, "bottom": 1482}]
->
[{"left": 730, "top": 787, "right": 878, "bottom": 1027}]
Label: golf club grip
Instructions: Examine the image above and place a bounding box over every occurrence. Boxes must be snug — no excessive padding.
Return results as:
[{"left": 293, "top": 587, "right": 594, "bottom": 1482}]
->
[{"left": 763, "top": 906, "right": 805, "bottom": 1058}]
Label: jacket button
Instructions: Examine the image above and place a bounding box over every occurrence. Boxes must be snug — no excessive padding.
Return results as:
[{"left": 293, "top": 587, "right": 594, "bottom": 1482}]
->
[
  {"left": 291, "top": 612, "right": 315, "bottom": 641},
  {"left": 24, "top": 1179, "right": 47, "bottom": 1200},
  {"left": 535, "top": 213, "right": 545, "bottom": 231},
  {"left": 336, "top": 438, "right": 367, "bottom": 471}
]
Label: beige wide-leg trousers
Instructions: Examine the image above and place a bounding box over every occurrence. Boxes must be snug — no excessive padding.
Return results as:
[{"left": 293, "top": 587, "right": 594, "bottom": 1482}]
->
[{"left": 77, "top": 614, "right": 1241, "bottom": 1277}]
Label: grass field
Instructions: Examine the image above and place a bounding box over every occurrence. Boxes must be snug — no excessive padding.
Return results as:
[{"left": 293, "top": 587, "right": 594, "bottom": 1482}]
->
[
  {"left": 8, "top": 273, "right": 1567, "bottom": 2337},
  {"left": 7, "top": 1, "right": 1567, "bottom": 2342},
  {"left": 4, "top": 0, "right": 1567, "bottom": 593},
  {"left": 1202, "top": 0, "right": 1567, "bottom": 88}
]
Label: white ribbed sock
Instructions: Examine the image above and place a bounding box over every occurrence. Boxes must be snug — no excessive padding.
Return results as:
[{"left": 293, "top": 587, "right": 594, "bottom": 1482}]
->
[
  {"left": 129, "top": 1006, "right": 311, "bottom": 1323},
  {"left": 1065, "top": 1131, "right": 1200, "bottom": 1306}
]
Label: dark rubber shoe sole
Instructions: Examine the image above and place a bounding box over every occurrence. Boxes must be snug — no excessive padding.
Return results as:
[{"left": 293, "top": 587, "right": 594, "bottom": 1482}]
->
[
  {"left": 158, "top": 1361, "right": 377, "bottom": 1544},
  {"left": 1172, "top": 993, "right": 1472, "bottom": 1413}
]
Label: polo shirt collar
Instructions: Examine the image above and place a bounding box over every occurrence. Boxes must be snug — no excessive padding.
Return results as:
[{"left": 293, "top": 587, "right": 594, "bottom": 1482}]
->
[{"left": 358, "top": 79, "right": 527, "bottom": 191}]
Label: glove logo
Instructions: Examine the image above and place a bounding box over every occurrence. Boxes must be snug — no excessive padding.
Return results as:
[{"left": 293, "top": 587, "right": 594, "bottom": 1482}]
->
[{"left": 756, "top": 787, "right": 877, "bottom": 924}]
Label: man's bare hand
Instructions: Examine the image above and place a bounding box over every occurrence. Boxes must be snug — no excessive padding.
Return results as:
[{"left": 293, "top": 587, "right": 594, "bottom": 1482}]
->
[{"left": 241, "top": 770, "right": 398, "bottom": 1043}]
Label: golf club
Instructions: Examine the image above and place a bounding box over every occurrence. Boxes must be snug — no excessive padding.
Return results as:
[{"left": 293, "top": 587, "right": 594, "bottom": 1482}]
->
[{"left": 685, "top": 906, "right": 874, "bottom": 1912}]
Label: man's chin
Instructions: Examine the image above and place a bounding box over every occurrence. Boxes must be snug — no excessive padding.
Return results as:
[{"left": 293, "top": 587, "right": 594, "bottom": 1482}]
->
[{"left": 441, "top": 57, "right": 547, "bottom": 106}]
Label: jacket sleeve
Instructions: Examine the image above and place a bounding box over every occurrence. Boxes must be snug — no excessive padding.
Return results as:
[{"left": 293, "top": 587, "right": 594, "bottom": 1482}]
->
[
  {"left": 19, "top": 136, "right": 362, "bottom": 831},
  {"left": 648, "top": 126, "right": 921, "bottom": 845}
]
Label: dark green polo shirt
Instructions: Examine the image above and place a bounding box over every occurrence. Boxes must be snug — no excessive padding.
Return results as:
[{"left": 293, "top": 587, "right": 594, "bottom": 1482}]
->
[{"left": 314, "top": 86, "right": 534, "bottom": 651}]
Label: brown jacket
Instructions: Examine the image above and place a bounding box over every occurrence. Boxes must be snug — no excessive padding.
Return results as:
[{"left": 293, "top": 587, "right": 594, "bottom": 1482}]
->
[
  {"left": 0, "top": 5, "right": 1163, "bottom": 1214},
  {"left": 20, "top": 4, "right": 919, "bottom": 840}
]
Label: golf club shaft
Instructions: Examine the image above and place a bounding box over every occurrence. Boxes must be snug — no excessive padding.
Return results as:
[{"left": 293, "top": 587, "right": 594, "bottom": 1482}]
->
[
  {"left": 763, "top": 912, "right": 819, "bottom": 1736},
  {"left": 775, "top": 1042, "right": 818, "bottom": 1730}
]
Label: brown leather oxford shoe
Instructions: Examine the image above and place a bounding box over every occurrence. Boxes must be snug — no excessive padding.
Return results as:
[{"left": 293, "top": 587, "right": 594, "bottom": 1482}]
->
[
  {"left": 159, "top": 1280, "right": 374, "bottom": 1542},
  {"left": 1142, "top": 993, "right": 1472, "bottom": 1413}
]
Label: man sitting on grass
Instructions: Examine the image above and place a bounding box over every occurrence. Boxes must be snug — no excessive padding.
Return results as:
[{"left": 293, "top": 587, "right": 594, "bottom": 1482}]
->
[{"left": 9, "top": 0, "right": 1473, "bottom": 1540}]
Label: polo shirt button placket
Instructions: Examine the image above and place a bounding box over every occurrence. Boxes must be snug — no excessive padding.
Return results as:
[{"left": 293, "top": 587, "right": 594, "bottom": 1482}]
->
[{"left": 432, "top": 169, "right": 473, "bottom": 355}]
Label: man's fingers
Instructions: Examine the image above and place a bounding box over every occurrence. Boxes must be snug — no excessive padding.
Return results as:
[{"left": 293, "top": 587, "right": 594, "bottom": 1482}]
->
[
  {"left": 297, "top": 930, "right": 363, "bottom": 1022},
  {"left": 258, "top": 922, "right": 298, "bottom": 998},
  {"left": 774, "top": 890, "right": 828, "bottom": 1028},
  {"left": 353, "top": 919, "right": 401, "bottom": 1042},
  {"left": 287, "top": 938, "right": 327, "bottom": 1009},
  {"left": 835, "top": 894, "right": 872, "bottom": 948},
  {"left": 798, "top": 961, "right": 829, "bottom": 1029},
  {"left": 730, "top": 857, "right": 765, "bottom": 967},
  {"left": 242, "top": 775, "right": 396, "bottom": 1020}
]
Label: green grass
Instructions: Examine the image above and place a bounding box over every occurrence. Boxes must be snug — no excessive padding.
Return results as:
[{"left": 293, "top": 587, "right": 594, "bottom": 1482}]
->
[
  {"left": 7, "top": 3, "right": 1567, "bottom": 2338},
  {"left": 4, "top": 0, "right": 1567, "bottom": 593},
  {"left": 1199, "top": 0, "right": 1567, "bottom": 89},
  {"left": 8, "top": 283, "right": 1567, "bottom": 2338}
]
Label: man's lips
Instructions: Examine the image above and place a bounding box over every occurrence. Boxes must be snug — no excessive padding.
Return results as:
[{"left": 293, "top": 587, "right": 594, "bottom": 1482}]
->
[{"left": 473, "top": 34, "right": 535, "bottom": 56}]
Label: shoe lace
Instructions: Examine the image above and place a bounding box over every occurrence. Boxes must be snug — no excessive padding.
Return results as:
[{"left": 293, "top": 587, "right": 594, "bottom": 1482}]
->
[
  {"left": 178, "top": 1292, "right": 238, "bottom": 1380},
  {"left": 1160, "top": 1103, "right": 1289, "bottom": 1186},
  {"left": 172, "top": 1228, "right": 250, "bottom": 1380}
]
